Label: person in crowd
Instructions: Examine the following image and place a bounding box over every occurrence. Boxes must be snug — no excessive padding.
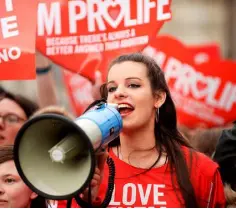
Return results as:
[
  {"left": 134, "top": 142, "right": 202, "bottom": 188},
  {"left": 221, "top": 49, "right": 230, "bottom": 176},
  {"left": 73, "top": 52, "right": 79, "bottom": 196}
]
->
[
  {"left": 31, "top": 105, "right": 75, "bottom": 120},
  {"left": 190, "top": 127, "right": 223, "bottom": 157},
  {"left": 58, "top": 53, "right": 226, "bottom": 208},
  {"left": 213, "top": 121, "right": 236, "bottom": 208},
  {"left": 0, "top": 145, "right": 46, "bottom": 208},
  {"left": 0, "top": 86, "right": 38, "bottom": 146},
  {"left": 178, "top": 125, "right": 205, "bottom": 142},
  {"left": 0, "top": 52, "right": 54, "bottom": 147}
]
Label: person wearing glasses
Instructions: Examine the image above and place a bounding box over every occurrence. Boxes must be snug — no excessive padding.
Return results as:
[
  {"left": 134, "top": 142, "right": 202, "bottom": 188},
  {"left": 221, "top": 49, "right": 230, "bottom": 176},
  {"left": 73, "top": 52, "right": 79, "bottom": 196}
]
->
[{"left": 0, "top": 86, "right": 38, "bottom": 146}]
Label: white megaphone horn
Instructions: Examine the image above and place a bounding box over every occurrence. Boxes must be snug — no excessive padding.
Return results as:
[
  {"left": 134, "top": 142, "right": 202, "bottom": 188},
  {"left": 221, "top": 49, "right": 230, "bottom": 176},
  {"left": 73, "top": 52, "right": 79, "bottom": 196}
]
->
[{"left": 13, "top": 102, "right": 122, "bottom": 201}]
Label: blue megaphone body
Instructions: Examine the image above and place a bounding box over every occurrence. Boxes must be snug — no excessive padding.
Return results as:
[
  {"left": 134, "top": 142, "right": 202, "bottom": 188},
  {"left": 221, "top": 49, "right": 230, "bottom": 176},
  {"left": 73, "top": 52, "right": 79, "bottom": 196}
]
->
[{"left": 75, "top": 103, "right": 123, "bottom": 150}]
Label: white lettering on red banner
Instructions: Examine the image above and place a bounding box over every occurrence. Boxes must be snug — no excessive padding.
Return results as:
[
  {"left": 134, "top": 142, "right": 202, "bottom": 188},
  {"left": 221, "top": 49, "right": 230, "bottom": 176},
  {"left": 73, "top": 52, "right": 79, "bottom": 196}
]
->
[
  {"left": 37, "top": 0, "right": 171, "bottom": 56},
  {"left": 38, "top": 0, "right": 170, "bottom": 34},
  {"left": 0, "top": 0, "right": 21, "bottom": 64},
  {"left": 143, "top": 46, "right": 236, "bottom": 126}
]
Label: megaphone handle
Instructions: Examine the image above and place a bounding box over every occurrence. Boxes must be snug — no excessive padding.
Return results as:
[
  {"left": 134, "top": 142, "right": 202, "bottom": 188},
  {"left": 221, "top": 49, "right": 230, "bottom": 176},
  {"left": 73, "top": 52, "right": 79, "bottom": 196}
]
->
[
  {"left": 66, "top": 198, "right": 72, "bottom": 208},
  {"left": 74, "top": 157, "right": 115, "bottom": 208}
]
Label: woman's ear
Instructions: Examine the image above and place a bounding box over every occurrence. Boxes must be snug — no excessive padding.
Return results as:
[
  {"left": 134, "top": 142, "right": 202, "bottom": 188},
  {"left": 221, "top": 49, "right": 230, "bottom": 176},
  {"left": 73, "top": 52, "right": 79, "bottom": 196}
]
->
[
  {"left": 30, "top": 192, "right": 38, "bottom": 200},
  {"left": 154, "top": 91, "right": 166, "bottom": 109}
]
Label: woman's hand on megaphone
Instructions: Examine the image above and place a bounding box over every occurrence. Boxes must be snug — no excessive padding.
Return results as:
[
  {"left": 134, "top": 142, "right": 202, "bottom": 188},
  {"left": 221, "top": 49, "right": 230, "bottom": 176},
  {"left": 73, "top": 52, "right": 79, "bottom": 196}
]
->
[{"left": 80, "top": 150, "right": 108, "bottom": 202}]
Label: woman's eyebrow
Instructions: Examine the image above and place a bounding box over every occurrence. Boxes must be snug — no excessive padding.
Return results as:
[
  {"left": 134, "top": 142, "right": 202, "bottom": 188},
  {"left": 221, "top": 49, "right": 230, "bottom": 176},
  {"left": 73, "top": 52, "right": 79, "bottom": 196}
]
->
[
  {"left": 107, "top": 80, "right": 115, "bottom": 85},
  {"left": 107, "top": 77, "right": 142, "bottom": 84},
  {"left": 125, "top": 77, "right": 142, "bottom": 81},
  {"left": 2, "top": 174, "right": 12, "bottom": 178}
]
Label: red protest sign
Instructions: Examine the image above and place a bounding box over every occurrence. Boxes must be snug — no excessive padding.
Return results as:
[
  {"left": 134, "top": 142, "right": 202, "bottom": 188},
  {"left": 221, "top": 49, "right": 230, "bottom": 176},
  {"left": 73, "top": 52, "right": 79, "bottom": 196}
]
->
[
  {"left": 0, "top": 0, "right": 38, "bottom": 80},
  {"left": 188, "top": 44, "right": 221, "bottom": 65},
  {"left": 63, "top": 70, "right": 94, "bottom": 116},
  {"left": 143, "top": 35, "right": 236, "bottom": 128},
  {"left": 36, "top": 0, "right": 172, "bottom": 82}
]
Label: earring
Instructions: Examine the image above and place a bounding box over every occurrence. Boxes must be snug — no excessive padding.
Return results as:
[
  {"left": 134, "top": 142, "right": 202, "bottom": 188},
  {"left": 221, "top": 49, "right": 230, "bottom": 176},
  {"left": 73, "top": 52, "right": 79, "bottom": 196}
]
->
[{"left": 155, "top": 108, "right": 159, "bottom": 123}]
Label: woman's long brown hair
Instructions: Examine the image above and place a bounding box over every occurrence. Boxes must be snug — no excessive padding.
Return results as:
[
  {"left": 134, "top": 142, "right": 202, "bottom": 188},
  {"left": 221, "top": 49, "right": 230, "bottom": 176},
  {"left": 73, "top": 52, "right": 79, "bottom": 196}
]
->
[{"left": 100, "top": 53, "right": 199, "bottom": 207}]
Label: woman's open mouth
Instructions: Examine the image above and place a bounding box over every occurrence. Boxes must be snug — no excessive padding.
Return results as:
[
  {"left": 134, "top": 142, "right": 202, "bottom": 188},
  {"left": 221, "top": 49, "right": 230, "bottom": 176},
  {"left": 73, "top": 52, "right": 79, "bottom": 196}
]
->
[{"left": 118, "top": 103, "right": 134, "bottom": 117}]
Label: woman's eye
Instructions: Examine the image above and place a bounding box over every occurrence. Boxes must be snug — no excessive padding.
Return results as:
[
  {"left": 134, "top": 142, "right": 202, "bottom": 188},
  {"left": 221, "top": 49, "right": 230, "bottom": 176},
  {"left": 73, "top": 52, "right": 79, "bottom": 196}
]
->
[
  {"left": 5, "top": 178, "right": 16, "bottom": 184},
  {"left": 128, "top": 84, "right": 140, "bottom": 88},
  {"left": 108, "top": 87, "right": 117, "bottom": 93}
]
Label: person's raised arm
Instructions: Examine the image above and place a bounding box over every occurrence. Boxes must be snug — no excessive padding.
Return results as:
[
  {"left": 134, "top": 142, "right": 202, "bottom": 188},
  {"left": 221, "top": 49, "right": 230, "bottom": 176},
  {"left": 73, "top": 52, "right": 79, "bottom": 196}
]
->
[{"left": 36, "top": 52, "right": 58, "bottom": 108}]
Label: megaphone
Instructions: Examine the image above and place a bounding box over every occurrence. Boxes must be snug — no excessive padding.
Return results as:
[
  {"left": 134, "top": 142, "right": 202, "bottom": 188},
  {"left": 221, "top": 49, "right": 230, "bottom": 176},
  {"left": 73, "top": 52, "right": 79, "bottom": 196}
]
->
[{"left": 14, "top": 103, "right": 122, "bottom": 200}]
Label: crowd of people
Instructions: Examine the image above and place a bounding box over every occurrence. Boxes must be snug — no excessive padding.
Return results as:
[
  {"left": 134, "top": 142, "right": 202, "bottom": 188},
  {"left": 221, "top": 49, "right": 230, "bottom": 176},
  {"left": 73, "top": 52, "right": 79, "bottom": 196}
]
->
[{"left": 0, "top": 52, "right": 235, "bottom": 208}]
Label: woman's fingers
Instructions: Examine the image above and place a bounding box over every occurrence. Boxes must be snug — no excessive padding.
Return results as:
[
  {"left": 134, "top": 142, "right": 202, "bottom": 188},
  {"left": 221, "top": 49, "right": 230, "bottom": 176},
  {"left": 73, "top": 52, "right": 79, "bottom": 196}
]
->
[
  {"left": 90, "top": 171, "right": 101, "bottom": 187},
  {"left": 80, "top": 151, "right": 108, "bottom": 203},
  {"left": 96, "top": 151, "right": 108, "bottom": 172}
]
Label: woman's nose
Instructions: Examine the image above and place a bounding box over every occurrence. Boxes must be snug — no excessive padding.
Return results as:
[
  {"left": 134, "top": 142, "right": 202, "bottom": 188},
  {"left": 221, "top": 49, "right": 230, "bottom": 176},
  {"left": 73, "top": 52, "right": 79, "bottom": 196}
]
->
[
  {"left": 0, "top": 117, "right": 5, "bottom": 129},
  {"left": 0, "top": 185, "right": 5, "bottom": 195},
  {"left": 114, "top": 86, "right": 128, "bottom": 99}
]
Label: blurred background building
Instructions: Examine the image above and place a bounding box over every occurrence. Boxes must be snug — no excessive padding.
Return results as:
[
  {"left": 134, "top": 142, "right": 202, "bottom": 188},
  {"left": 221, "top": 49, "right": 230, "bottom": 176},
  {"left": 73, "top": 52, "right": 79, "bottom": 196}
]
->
[{"left": 1, "top": 0, "right": 236, "bottom": 112}]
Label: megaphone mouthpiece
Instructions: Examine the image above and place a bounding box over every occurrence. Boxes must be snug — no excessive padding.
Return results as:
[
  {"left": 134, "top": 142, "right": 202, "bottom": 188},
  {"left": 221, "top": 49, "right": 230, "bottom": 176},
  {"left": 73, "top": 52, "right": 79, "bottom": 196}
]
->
[
  {"left": 49, "top": 149, "right": 64, "bottom": 163},
  {"left": 107, "top": 103, "right": 118, "bottom": 109},
  {"left": 48, "top": 133, "right": 85, "bottom": 163}
]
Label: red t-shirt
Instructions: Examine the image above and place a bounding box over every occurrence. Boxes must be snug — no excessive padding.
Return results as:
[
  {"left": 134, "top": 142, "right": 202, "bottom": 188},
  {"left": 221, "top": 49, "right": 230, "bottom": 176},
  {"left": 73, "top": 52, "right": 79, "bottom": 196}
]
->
[{"left": 58, "top": 146, "right": 225, "bottom": 208}]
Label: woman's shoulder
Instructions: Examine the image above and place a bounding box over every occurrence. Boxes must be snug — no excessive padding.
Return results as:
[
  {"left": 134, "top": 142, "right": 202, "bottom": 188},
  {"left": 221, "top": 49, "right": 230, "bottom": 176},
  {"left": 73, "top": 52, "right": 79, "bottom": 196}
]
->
[{"left": 182, "top": 146, "right": 219, "bottom": 178}]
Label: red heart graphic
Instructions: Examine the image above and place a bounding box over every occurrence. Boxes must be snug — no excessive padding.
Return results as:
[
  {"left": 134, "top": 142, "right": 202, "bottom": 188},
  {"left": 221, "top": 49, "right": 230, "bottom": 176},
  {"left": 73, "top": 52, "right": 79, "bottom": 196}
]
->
[
  {"left": 188, "top": 44, "right": 221, "bottom": 65},
  {"left": 108, "top": 3, "right": 121, "bottom": 20},
  {"left": 196, "top": 76, "right": 207, "bottom": 91},
  {"left": 144, "top": 35, "right": 236, "bottom": 128},
  {"left": 36, "top": 0, "right": 172, "bottom": 82},
  {"left": 196, "top": 78, "right": 208, "bottom": 91}
]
